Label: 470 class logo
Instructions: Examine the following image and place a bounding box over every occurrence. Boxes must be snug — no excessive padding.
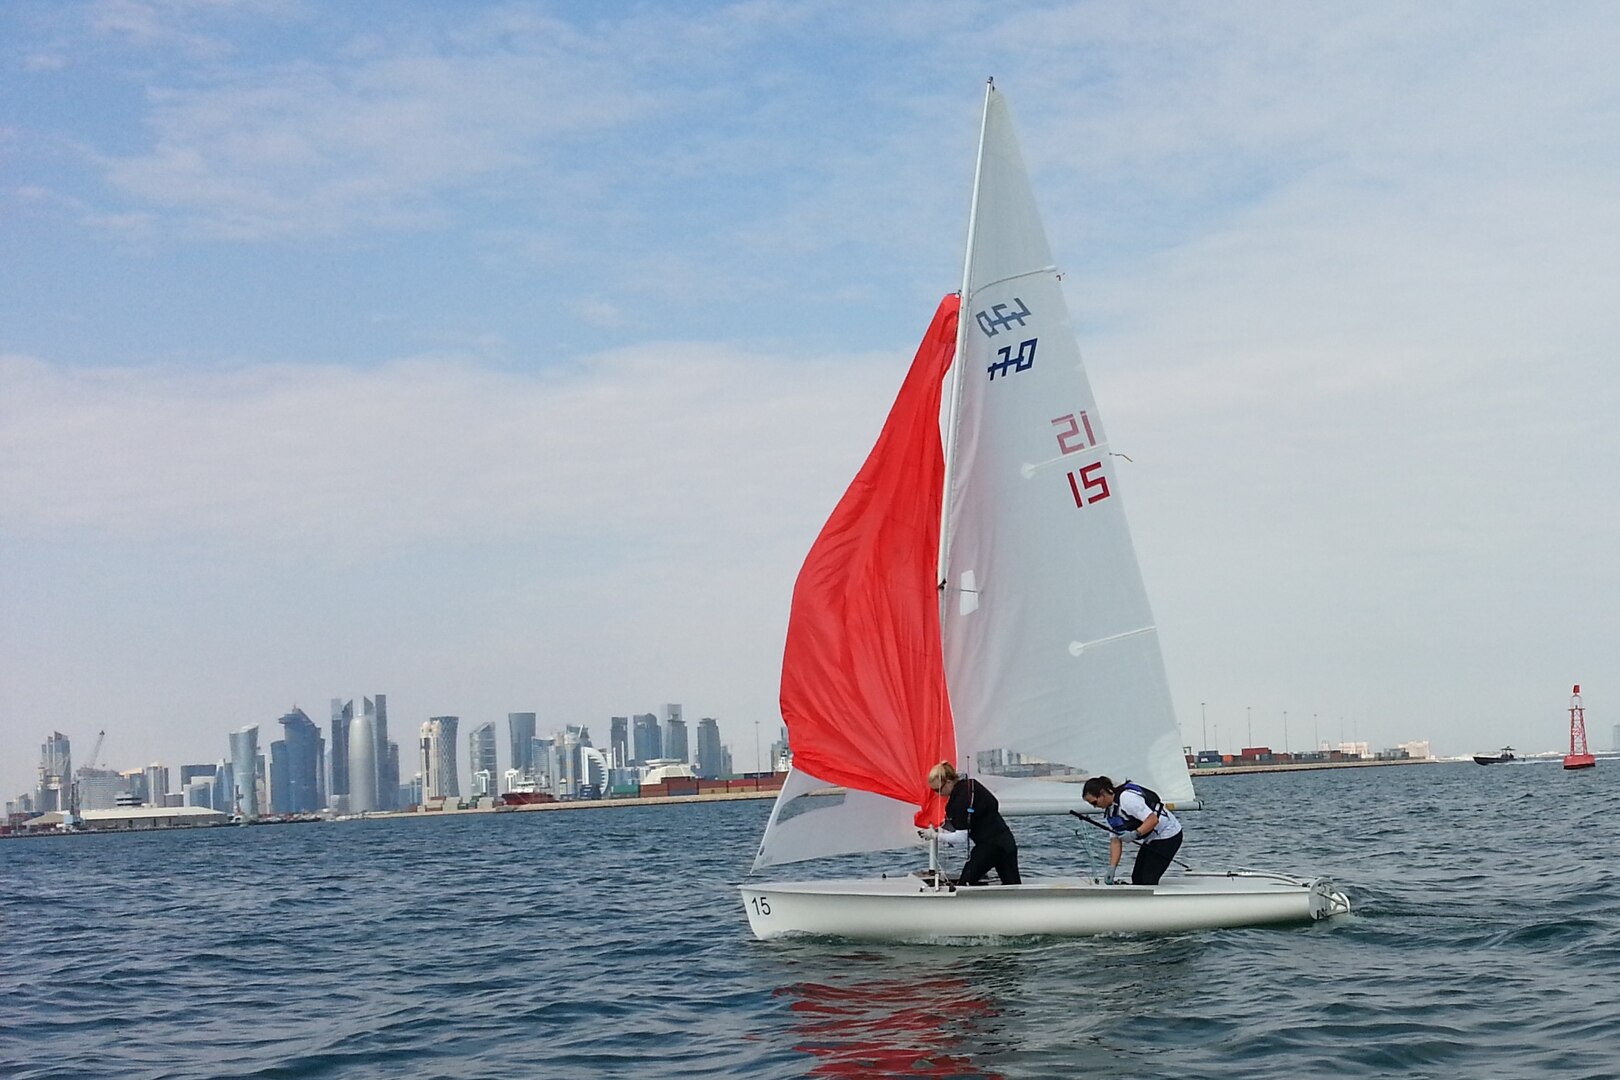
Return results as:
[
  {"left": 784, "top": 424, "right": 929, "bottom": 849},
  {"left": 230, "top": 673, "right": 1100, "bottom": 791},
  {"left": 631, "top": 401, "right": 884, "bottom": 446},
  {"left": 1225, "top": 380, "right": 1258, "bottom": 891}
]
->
[{"left": 976, "top": 298, "right": 1037, "bottom": 381}]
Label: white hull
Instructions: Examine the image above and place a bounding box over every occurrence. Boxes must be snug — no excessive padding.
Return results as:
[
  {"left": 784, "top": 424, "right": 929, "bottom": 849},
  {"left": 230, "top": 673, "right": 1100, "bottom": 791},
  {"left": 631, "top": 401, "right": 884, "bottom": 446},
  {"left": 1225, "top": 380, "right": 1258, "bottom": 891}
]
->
[{"left": 740, "top": 871, "right": 1350, "bottom": 942}]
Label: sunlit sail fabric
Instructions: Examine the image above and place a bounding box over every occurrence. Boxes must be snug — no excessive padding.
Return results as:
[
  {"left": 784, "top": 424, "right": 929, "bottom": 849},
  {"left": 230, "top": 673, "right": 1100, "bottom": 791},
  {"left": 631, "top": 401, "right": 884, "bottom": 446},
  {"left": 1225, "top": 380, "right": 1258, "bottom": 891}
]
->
[
  {"left": 755, "top": 295, "right": 961, "bottom": 869},
  {"left": 940, "top": 88, "right": 1196, "bottom": 812}
]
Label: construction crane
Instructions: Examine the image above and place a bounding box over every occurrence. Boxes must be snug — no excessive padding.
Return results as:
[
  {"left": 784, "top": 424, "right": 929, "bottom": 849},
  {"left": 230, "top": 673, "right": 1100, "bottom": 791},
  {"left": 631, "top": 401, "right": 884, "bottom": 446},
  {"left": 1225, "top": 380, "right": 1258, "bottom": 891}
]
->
[
  {"left": 66, "top": 730, "right": 108, "bottom": 826},
  {"left": 86, "top": 730, "right": 106, "bottom": 771}
]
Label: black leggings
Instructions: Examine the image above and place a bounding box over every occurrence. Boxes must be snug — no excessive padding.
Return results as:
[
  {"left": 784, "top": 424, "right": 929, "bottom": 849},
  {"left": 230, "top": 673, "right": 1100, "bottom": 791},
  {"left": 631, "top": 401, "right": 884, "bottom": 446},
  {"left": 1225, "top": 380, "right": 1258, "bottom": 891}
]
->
[
  {"left": 1132, "top": 831, "right": 1183, "bottom": 885},
  {"left": 960, "top": 833, "right": 1022, "bottom": 885}
]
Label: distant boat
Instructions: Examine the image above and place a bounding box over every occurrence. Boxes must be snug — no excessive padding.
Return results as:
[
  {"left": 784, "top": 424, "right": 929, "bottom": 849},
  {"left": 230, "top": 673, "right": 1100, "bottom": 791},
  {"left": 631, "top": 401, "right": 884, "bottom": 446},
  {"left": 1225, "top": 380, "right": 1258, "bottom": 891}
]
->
[{"left": 1472, "top": 747, "right": 1516, "bottom": 766}]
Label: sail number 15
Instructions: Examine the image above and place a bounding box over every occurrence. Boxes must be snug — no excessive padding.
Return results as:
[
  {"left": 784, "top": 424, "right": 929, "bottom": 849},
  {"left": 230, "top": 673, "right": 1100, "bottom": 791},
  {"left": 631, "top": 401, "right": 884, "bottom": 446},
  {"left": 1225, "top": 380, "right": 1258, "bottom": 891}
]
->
[{"left": 1051, "top": 412, "right": 1111, "bottom": 508}]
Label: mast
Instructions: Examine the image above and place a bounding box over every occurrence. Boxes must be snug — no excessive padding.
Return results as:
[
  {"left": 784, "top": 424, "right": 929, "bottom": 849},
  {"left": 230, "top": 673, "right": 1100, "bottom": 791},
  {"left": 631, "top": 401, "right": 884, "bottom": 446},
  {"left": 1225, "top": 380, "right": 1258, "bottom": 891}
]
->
[{"left": 936, "top": 78, "right": 995, "bottom": 621}]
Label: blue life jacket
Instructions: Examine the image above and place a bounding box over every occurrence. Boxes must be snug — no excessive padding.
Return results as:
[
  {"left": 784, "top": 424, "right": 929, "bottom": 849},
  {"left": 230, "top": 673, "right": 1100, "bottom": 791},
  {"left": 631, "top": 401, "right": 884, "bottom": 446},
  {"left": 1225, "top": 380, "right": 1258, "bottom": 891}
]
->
[{"left": 1105, "top": 781, "right": 1165, "bottom": 834}]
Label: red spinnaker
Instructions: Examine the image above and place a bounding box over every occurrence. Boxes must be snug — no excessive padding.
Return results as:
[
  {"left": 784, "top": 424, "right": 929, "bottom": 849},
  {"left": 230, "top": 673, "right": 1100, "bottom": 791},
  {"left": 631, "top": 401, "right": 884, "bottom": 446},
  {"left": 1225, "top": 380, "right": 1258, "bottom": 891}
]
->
[{"left": 779, "top": 294, "right": 959, "bottom": 827}]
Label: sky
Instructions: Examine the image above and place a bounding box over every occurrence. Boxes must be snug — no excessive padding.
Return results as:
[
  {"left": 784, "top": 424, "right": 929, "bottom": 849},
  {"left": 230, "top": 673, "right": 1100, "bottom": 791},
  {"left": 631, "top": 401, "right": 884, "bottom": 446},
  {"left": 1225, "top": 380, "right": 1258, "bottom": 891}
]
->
[{"left": 5, "top": 0, "right": 1620, "bottom": 801}]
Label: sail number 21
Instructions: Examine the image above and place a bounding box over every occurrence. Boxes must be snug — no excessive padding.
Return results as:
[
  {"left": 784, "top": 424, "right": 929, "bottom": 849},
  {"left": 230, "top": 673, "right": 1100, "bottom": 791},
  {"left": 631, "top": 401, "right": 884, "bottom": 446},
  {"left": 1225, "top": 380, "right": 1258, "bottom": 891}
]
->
[{"left": 1052, "top": 412, "right": 1111, "bottom": 508}]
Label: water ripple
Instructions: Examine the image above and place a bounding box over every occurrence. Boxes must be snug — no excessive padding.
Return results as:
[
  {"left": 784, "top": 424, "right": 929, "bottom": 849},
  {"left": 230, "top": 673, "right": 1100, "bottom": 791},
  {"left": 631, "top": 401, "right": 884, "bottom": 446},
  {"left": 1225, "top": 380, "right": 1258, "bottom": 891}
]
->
[{"left": 2, "top": 764, "right": 1617, "bottom": 1079}]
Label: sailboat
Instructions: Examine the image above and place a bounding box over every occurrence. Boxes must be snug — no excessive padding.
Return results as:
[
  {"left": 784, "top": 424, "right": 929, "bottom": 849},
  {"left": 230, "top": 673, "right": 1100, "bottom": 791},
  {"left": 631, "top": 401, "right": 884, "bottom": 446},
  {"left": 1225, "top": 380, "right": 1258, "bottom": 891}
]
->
[{"left": 740, "top": 81, "right": 1350, "bottom": 942}]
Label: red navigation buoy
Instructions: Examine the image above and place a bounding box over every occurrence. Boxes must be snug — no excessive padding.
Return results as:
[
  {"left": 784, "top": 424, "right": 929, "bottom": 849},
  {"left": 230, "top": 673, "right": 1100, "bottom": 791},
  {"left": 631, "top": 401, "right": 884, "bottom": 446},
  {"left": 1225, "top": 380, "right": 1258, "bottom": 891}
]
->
[{"left": 1563, "top": 683, "right": 1597, "bottom": 771}]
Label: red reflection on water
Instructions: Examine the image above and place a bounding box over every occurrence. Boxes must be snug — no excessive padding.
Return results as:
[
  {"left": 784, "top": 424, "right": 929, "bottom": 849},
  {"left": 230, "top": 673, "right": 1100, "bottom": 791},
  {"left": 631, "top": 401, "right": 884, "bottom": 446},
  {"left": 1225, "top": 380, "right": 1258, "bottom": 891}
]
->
[{"left": 776, "top": 977, "right": 1003, "bottom": 1078}]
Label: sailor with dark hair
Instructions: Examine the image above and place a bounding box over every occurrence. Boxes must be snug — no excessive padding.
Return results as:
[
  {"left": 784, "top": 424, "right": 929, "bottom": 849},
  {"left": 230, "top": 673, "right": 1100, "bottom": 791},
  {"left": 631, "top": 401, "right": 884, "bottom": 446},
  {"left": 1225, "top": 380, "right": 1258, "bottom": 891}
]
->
[
  {"left": 1082, "top": 775, "right": 1183, "bottom": 885},
  {"left": 928, "top": 761, "right": 1021, "bottom": 886}
]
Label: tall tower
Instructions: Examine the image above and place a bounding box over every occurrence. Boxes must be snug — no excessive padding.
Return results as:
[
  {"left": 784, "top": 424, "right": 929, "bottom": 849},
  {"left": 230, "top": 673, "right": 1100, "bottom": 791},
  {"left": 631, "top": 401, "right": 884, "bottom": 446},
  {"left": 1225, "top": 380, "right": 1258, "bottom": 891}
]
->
[
  {"left": 695, "top": 718, "right": 724, "bottom": 779},
  {"left": 384, "top": 743, "right": 400, "bottom": 808},
  {"left": 144, "top": 763, "right": 170, "bottom": 807},
  {"left": 348, "top": 708, "right": 378, "bottom": 812},
  {"left": 228, "top": 726, "right": 260, "bottom": 819},
  {"left": 420, "top": 716, "right": 461, "bottom": 799},
  {"left": 37, "top": 732, "right": 71, "bottom": 813},
  {"left": 508, "top": 713, "right": 537, "bottom": 781},
  {"left": 278, "top": 707, "right": 322, "bottom": 812},
  {"left": 371, "top": 695, "right": 392, "bottom": 810},
  {"left": 666, "top": 717, "right": 689, "bottom": 764},
  {"left": 609, "top": 717, "right": 629, "bottom": 769},
  {"left": 329, "top": 699, "right": 353, "bottom": 801},
  {"left": 632, "top": 713, "right": 661, "bottom": 764},
  {"left": 468, "top": 721, "right": 498, "bottom": 796}
]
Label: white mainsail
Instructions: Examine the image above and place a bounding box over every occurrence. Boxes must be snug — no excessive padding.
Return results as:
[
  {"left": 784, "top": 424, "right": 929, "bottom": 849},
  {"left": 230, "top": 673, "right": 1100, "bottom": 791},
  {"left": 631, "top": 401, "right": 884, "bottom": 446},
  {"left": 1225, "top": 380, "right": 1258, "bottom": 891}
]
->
[{"left": 940, "top": 86, "right": 1195, "bottom": 813}]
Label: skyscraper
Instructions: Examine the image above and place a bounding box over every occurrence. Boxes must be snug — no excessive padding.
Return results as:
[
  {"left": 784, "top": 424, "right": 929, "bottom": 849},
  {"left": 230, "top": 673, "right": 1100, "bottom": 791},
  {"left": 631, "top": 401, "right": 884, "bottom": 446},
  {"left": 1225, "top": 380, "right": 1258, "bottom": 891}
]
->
[
  {"left": 120, "top": 768, "right": 148, "bottom": 805},
  {"left": 329, "top": 699, "right": 353, "bottom": 801},
  {"left": 533, "top": 736, "right": 556, "bottom": 793},
  {"left": 420, "top": 716, "right": 460, "bottom": 799},
  {"left": 214, "top": 761, "right": 233, "bottom": 817},
  {"left": 76, "top": 769, "right": 124, "bottom": 811},
  {"left": 144, "top": 764, "right": 170, "bottom": 807},
  {"left": 315, "top": 735, "right": 327, "bottom": 809},
  {"left": 228, "top": 726, "right": 260, "bottom": 819},
  {"left": 695, "top": 717, "right": 724, "bottom": 779},
  {"left": 370, "top": 695, "right": 392, "bottom": 811},
  {"left": 277, "top": 707, "right": 322, "bottom": 813},
  {"left": 179, "top": 764, "right": 216, "bottom": 787},
  {"left": 384, "top": 742, "right": 400, "bottom": 808},
  {"left": 509, "top": 713, "right": 537, "bottom": 782},
  {"left": 36, "top": 732, "right": 71, "bottom": 813},
  {"left": 348, "top": 708, "right": 378, "bottom": 813},
  {"left": 609, "top": 716, "right": 629, "bottom": 769},
  {"left": 185, "top": 775, "right": 215, "bottom": 809},
  {"left": 632, "top": 713, "right": 661, "bottom": 764},
  {"left": 666, "top": 718, "right": 689, "bottom": 764},
  {"left": 468, "top": 721, "right": 497, "bottom": 797},
  {"left": 269, "top": 741, "right": 290, "bottom": 814}
]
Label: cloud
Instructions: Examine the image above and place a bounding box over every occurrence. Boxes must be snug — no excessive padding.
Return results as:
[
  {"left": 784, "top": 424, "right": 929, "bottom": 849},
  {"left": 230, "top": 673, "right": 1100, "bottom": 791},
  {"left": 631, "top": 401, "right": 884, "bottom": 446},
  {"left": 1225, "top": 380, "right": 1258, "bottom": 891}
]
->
[
  {"left": 0, "top": 341, "right": 900, "bottom": 557},
  {"left": 89, "top": 20, "right": 670, "bottom": 239},
  {"left": 0, "top": 336, "right": 924, "bottom": 791}
]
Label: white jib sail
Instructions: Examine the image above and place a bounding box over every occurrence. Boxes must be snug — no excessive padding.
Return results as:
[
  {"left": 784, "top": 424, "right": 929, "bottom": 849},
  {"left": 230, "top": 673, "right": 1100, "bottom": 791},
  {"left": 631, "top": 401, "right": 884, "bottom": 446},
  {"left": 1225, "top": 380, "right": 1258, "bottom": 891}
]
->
[
  {"left": 752, "top": 766, "right": 930, "bottom": 870},
  {"left": 940, "top": 85, "right": 1195, "bottom": 813}
]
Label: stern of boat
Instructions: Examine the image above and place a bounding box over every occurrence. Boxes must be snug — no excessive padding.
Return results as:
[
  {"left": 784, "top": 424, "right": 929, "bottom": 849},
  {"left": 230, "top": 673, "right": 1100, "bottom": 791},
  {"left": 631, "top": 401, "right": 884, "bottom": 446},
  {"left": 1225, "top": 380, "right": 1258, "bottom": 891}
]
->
[{"left": 1308, "top": 877, "right": 1352, "bottom": 921}]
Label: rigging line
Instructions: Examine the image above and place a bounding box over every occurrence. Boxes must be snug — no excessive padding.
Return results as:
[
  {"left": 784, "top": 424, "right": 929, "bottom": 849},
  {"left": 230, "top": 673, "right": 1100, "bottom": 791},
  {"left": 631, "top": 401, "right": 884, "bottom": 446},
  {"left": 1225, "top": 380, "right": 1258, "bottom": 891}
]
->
[{"left": 1069, "top": 810, "right": 1192, "bottom": 870}]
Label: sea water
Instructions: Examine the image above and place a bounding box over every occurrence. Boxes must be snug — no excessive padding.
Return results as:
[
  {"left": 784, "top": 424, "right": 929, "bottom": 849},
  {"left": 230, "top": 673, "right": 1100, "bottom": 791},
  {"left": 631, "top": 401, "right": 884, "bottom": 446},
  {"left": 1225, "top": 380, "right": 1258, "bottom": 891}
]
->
[{"left": 3, "top": 763, "right": 1616, "bottom": 1080}]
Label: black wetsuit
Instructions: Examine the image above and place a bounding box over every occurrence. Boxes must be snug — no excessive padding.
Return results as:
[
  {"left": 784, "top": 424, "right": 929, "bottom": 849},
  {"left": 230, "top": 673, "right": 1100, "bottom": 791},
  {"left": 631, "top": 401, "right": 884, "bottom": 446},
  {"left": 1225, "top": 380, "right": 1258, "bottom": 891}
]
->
[{"left": 944, "top": 777, "right": 1021, "bottom": 885}]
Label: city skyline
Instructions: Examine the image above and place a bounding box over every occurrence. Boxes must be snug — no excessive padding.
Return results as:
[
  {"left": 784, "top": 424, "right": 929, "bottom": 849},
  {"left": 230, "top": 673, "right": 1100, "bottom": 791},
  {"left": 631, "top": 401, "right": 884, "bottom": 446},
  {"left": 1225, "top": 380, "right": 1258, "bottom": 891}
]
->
[
  {"left": 6, "top": 5, "right": 1620, "bottom": 799},
  {"left": 8, "top": 691, "right": 773, "bottom": 811}
]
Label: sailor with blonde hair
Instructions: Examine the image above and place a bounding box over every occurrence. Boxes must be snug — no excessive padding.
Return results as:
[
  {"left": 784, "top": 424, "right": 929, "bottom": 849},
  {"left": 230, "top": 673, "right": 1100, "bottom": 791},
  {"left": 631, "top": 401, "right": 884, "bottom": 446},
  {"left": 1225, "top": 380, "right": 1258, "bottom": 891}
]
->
[{"left": 927, "top": 761, "right": 1021, "bottom": 885}]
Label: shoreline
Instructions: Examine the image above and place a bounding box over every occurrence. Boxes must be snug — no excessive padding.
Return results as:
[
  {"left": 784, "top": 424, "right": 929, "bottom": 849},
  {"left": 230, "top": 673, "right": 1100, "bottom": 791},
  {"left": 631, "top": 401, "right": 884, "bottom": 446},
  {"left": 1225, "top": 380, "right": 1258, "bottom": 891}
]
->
[
  {"left": 1191, "top": 757, "right": 1438, "bottom": 777},
  {"left": 7, "top": 757, "right": 1467, "bottom": 837}
]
